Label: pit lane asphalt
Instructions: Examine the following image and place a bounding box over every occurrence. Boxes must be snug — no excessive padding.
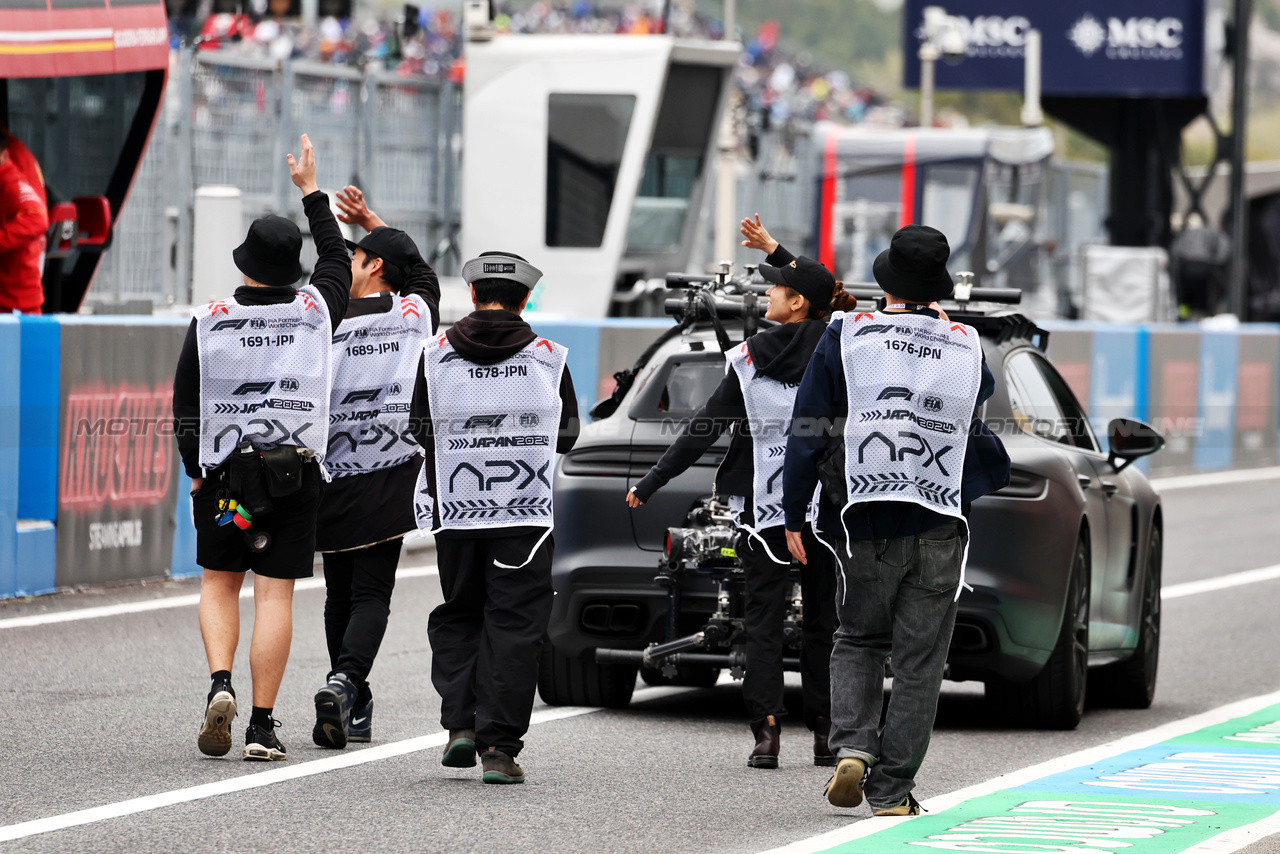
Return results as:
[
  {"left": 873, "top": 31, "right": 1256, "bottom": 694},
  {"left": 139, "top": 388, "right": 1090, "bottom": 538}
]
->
[{"left": 3, "top": 475, "right": 1280, "bottom": 854}]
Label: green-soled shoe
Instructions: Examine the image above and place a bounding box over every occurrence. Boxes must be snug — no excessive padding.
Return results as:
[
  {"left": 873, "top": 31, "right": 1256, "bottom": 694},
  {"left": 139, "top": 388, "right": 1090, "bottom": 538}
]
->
[
  {"left": 442, "top": 729, "right": 477, "bottom": 768},
  {"left": 480, "top": 748, "right": 525, "bottom": 784}
]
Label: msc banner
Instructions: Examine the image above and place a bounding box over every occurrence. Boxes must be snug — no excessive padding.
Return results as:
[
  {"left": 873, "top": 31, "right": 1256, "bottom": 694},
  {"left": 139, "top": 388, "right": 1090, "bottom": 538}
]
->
[
  {"left": 56, "top": 320, "right": 186, "bottom": 587},
  {"left": 903, "top": 0, "right": 1206, "bottom": 98}
]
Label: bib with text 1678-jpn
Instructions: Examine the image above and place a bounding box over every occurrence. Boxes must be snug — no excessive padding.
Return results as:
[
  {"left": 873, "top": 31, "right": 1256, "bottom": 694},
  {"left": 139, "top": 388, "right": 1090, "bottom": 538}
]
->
[
  {"left": 326, "top": 294, "right": 434, "bottom": 476},
  {"left": 194, "top": 285, "right": 331, "bottom": 471},
  {"left": 838, "top": 311, "right": 982, "bottom": 528},
  {"left": 424, "top": 334, "right": 567, "bottom": 534}
]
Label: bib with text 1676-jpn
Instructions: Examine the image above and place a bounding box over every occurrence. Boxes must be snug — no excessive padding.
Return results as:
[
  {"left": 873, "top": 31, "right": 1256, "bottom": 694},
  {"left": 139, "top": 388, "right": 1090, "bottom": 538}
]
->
[
  {"left": 326, "top": 294, "right": 434, "bottom": 476},
  {"left": 194, "top": 285, "right": 331, "bottom": 471},
  {"left": 424, "top": 334, "right": 567, "bottom": 533},
  {"left": 838, "top": 311, "right": 982, "bottom": 526}
]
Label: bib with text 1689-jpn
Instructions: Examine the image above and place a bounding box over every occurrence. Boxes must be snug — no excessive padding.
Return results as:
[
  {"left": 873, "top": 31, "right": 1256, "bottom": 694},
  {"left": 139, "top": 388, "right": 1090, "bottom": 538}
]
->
[
  {"left": 424, "top": 334, "right": 567, "bottom": 534},
  {"left": 326, "top": 294, "right": 434, "bottom": 476},
  {"left": 194, "top": 285, "right": 331, "bottom": 471}
]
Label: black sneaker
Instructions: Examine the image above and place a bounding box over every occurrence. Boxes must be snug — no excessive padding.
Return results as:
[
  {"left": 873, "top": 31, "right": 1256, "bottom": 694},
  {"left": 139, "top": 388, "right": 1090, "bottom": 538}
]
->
[
  {"left": 243, "top": 718, "right": 287, "bottom": 761},
  {"left": 312, "top": 672, "right": 357, "bottom": 749},
  {"left": 348, "top": 699, "right": 373, "bottom": 743},
  {"left": 197, "top": 682, "right": 237, "bottom": 757}
]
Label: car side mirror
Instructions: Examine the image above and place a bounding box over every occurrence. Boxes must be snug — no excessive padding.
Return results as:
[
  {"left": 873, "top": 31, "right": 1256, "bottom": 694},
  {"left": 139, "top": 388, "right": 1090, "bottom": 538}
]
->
[{"left": 1107, "top": 418, "right": 1165, "bottom": 472}]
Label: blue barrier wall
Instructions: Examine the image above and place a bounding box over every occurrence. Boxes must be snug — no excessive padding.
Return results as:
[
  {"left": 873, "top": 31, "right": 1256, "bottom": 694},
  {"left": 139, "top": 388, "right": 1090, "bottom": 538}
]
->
[
  {"left": 0, "top": 317, "right": 19, "bottom": 599},
  {"left": 5, "top": 315, "right": 1280, "bottom": 600}
]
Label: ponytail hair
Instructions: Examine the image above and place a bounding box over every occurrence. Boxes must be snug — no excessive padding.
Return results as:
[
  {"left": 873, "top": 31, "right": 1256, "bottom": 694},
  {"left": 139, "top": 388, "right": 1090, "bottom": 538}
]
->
[{"left": 798, "top": 280, "right": 857, "bottom": 321}]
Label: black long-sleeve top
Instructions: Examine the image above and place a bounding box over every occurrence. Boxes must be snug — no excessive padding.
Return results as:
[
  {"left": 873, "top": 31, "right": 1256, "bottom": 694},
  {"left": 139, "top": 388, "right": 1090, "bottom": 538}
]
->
[
  {"left": 314, "top": 249, "right": 441, "bottom": 552},
  {"left": 172, "top": 191, "right": 351, "bottom": 477},
  {"left": 409, "top": 308, "right": 580, "bottom": 538}
]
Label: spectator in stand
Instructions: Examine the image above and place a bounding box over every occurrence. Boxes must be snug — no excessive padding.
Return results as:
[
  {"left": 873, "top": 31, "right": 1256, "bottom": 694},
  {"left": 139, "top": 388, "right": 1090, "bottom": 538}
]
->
[{"left": 0, "top": 131, "right": 48, "bottom": 314}]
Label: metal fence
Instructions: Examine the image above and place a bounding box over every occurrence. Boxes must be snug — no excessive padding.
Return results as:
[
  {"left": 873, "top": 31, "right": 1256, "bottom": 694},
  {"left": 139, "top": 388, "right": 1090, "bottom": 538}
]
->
[{"left": 87, "top": 49, "right": 463, "bottom": 309}]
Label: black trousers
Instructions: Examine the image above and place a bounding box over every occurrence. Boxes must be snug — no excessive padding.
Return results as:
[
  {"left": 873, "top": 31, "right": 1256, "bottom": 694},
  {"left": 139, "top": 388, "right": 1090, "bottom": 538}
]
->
[
  {"left": 739, "top": 524, "right": 836, "bottom": 731},
  {"left": 428, "top": 530, "right": 554, "bottom": 758},
  {"left": 322, "top": 537, "right": 403, "bottom": 707}
]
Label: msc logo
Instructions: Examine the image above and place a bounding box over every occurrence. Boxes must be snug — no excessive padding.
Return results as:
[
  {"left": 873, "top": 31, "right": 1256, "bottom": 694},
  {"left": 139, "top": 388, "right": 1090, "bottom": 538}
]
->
[
  {"left": 232, "top": 381, "right": 275, "bottom": 396},
  {"left": 878, "top": 387, "right": 914, "bottom": 402},
  {"left": 919, "top": 13, "right": 1030, "bottom": 58},
  {"left": 519, "top": 412, "right": 540, "bottom": 427},
  {"left": 341, "top": 389, "right": 382, "bottom": 405},
  {"left": 923, "top": 396, "right": 943, "bottom": 412},
  {"left": 1068, "top": 14, "right": 1184, "bottom": 59},
  {"left": 212, "top": 319, "right": 250, "bottom": 332},
  {"left": 464, "top": 414, "right": 507, "bottom": 430},
  {"left": 280, "top": 378, "right": 300, "bottom": 392}
]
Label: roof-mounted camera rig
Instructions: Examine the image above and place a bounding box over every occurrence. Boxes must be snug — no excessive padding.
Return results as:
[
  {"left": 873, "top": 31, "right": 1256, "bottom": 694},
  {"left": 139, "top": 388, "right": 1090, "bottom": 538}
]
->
[{"left": 589, "top": 265, "right": 1030, "bottom": 421}]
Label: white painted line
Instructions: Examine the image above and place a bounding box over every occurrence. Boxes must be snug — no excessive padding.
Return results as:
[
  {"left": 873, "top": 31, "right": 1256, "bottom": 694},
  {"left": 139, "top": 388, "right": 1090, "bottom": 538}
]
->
[
  {"left": 1186, "top": 808, "right": 1280, "bottom": 853},
  {"left": 0, "top": 682, "right": 695, "bottom": 844},
  {"left": 0, "top": 565, "right": 438, "bottom": 630},
  {"left": 1152, "top": 466, "right": 1280, "bottom": 491},
  {"left": 1163, "top": 564, "right": 1280, "bottom": 600},
  {"left": 759, "top": 688, "right": 1280, "bottom": 854}
]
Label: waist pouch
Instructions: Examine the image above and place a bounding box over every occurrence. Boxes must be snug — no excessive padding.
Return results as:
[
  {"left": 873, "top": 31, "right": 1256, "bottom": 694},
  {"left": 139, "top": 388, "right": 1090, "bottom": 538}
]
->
[
  {"left": 230, "top": 440, "right": 274, "bottom": 517},
  {"left": 260, "top": 445, "right": 304, "bottom": 498}
]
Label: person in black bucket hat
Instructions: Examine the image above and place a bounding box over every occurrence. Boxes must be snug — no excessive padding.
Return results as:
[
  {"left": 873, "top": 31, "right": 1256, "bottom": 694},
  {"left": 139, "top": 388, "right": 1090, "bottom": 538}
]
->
[
  {"left": 172, "top": 133, "right": 354, "bottom": 764},
  {"left": 872, "top": 224, "right": 956, "bottom": 307},
  {"left": 781, "top": 222, "right": 1011, "bottom": 816},
  {"left": 233, "top": 215, "right": 304, "bottom": 287}
]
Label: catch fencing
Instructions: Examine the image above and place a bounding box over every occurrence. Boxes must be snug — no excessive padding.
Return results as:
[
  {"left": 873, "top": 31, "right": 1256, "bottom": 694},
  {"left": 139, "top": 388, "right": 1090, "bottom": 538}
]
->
[{"left": 88, "top": 49, "right": 463, "bottom": 309}]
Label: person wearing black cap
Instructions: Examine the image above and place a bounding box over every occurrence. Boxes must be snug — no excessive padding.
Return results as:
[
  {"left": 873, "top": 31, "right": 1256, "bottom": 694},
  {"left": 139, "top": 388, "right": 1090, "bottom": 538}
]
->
[
  {"left": 408, "top": 252, "right": 578, "bottom": 784},
  {"left": 309, "top": 185, "right": 440, "bottom": 749},
  {"left": 172, "top": 134, "right": 353, "bottom": 761},
  {"left": 624, "top": 214, "right": 856, "bottom": 769},
  {"left": 782, "top": 224, "right": 1010, "bottom": 816}
]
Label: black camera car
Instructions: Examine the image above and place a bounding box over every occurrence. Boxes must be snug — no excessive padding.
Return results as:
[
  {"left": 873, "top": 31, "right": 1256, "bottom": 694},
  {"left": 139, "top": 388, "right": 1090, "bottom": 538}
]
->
[{"left": 539, "top": 266, "right": 1166, "bottom": 730}]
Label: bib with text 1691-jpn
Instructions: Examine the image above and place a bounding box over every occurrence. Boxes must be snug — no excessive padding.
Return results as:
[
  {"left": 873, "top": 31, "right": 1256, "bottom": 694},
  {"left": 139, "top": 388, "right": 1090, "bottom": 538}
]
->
[
  {"left": 194, "top": 285, "right": 331, "bottom": 471},
  {"left": 424, "top": 334, "right": 567, "bottom": 534},
  {"left": 838, "top": 311, "right": 982, "bottom": 530},
  {"left": 326, "top": 294, "right": 434, "bottom": 477}
]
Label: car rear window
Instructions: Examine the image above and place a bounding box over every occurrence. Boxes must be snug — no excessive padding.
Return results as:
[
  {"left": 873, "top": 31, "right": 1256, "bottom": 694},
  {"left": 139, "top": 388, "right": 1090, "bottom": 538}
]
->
[{"left": 630, "top": 357, "right": 726, "bottom": 420}]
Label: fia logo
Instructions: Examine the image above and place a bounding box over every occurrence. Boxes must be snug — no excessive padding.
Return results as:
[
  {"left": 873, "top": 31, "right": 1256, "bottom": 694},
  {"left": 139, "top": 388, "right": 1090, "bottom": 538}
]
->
[
  {"left": 280, "top": 378, "right": 300, "bottom": 392},
  {"left": 519, "top": 412, "right": 540, "bottom": 428}
]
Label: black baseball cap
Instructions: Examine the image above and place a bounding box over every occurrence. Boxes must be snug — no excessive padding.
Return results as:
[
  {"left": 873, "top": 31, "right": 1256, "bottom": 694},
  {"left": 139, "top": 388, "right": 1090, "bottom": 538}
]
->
[
  {"left": 233, "top": 215, "right": 303, "bottom": 287},
  {"left": 759, "top": 255, "right": 837, "bottom": 310},
  {"left": 346, "top": 226, "right": 421, "bottom": 276}
]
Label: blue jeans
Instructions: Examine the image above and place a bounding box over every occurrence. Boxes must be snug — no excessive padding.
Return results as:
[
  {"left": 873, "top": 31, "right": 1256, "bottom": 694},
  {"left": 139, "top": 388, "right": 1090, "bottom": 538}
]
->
[{"left": 829, "top": 521, "right": 963, "bottom": 808}]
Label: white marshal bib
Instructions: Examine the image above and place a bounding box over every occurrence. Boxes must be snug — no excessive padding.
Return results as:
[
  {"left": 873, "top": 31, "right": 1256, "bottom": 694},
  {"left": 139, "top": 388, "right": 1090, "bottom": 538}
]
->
[
  {"left": 424, "top": 334, "right": 567, "bottom": 544},
  {"left": 326, "top": 294, "right": 434, "bottom": 476},
  {"left": 194, "top": 285, "right": 331, "bottom": 471},
  {"left": 839, "top": 311, "right": 981, "bottom": 519}
]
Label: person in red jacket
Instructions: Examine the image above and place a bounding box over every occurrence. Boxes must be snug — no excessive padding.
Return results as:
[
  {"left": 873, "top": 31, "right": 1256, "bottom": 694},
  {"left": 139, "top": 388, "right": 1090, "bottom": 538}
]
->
[{"left": 0, "top": 132, "right": 48, "bottom": 314}]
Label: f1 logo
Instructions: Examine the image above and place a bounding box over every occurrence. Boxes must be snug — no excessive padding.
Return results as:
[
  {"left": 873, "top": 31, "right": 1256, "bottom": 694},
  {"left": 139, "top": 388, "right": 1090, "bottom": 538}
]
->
[
  {"left": 341, "top": 389, "right": 382, "bottom": 405},
  {"left": 232, "top": 381, "right": 275, "bottom": 396}
]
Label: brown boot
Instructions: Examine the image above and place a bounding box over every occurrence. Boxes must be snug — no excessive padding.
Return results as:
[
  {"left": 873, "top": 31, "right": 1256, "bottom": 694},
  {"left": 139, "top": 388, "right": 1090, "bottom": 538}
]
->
[
  {"left": 813, "top": 716, "right": 837, "bottom": 767},
  {"left": 748, "top": 715, "right": 780, "bottom": 769},
  {"left": 480, "top": 748, "right": 525, "bottom": 784},
  {"left": 442, "top": 729, "right": 476, "bottom": 768}
]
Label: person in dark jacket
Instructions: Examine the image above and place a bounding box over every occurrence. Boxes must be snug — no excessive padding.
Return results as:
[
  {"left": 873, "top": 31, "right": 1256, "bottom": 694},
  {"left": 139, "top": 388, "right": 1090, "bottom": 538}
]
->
[
  {"left": 172, "top": 134, "right": 351, "bottom": 762},
  {"left": 409, "top": 253, "right": 579, "bottom": 785},
  {"left": 309, "top": 185, "right": 441, "bottom": 749},
  {"left": 783, "top": 224, "right": 1010, "bottom": 816},
  {"left": 625, "top": 214, "right": 856, "bottom": 769}
]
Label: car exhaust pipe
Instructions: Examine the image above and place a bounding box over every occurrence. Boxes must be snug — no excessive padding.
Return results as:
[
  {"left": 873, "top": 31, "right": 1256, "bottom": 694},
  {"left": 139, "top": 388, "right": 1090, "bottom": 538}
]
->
[{"left": 595, "top": 647, "right": 801, "bottom": 672}]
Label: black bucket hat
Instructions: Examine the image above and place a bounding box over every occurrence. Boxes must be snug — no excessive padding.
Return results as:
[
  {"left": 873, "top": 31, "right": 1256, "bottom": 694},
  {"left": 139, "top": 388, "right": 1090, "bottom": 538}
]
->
[
  {"left": 233, "top": 215, "right": 303, "bottom": 287},
  {"left": 758, "top": 255, "right": 836, "bottom": 309},
  {"left": 872, "top": 224, "right": 955, "bottom": 304}
]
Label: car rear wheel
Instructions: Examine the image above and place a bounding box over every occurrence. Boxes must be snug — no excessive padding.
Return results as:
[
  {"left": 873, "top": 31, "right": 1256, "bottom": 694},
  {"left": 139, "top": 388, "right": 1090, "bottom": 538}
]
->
[
  {"left": 537, "top": 643, "right": 637, "bottom": 708},
  {"left": 986, "top": 532, "right": 1090, "bottom": 730},
  {"left": 640, "top": 663, "right": 721, "bottom": 688},
  {"left": 1089, "top": 525, "right": 1161, "bottom": 709}
]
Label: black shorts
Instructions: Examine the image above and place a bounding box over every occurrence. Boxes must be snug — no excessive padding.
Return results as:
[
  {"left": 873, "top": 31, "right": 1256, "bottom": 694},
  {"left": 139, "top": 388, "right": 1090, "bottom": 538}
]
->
[{"left": 192, "top": 462, "right": 322, "bottom": 579}]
